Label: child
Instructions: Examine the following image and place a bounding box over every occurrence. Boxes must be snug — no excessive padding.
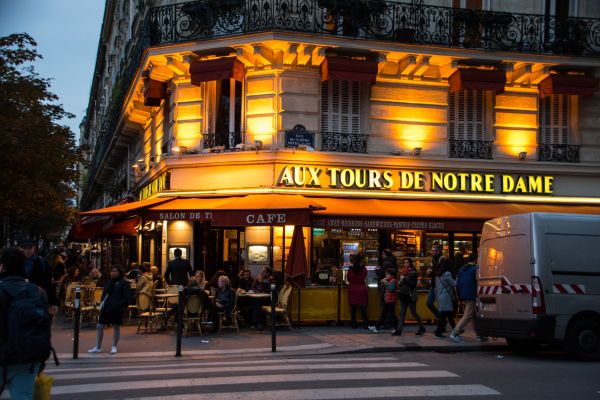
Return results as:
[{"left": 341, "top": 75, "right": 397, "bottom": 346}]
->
[{"left": 368, "top": 269, "right": 398, "bottom": 333}]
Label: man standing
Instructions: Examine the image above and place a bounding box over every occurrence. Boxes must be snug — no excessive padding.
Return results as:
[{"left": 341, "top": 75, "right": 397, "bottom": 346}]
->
[
  {"left": 18, "top": 238, "right": 58, "bottom": 315},
  {"left": 426, "top": 245, "right": 443, "bottom": 321},
  {"left": 450, "top": 253, "right": 481, "bottom": 342},
  {"left": 164, "top": 248, "right": 193, "bottom": 286},
  {"left": 0, "top": 248, "right": 53, "bottom": 399}
]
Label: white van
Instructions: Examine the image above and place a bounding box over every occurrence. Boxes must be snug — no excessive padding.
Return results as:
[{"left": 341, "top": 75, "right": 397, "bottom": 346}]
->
[{"left": 478, "top": 212, "right": 600, "bottom": 360}]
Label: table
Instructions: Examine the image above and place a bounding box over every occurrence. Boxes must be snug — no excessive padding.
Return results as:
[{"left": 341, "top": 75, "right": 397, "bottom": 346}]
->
[
  {"left": 238, "top": 292, "right": 271, "bottom": 299},
  {"left": 154, "top": 293, "right": 179, "bottom": 309}
]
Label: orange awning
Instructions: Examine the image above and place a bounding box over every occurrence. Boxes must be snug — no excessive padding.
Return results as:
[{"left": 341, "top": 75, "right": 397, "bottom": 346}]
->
[
  {"left": 142, "top": 197, "right": 232, "bottom": 220},
  {"left": 213, "top": 194, "right": 325, "bottom": 211},
  {"left": 311, "top": 198, "right": 600, "bottom": 230},
  {"left": 80, "top": 196, "right": 175, "bottom": 216}
]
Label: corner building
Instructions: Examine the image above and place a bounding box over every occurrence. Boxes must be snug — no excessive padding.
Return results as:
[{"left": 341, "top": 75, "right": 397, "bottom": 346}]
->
[{"left": 78, "top": 0, "right": 600, "bottom": 322}]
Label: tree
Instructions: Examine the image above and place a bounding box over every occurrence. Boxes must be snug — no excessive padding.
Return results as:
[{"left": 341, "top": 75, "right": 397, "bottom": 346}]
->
[{"left": 0, "top": 33, "right": 85, "bottom": 246}]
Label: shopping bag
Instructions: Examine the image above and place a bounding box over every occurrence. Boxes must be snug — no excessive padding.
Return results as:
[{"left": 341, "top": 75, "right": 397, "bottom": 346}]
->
[{"left": 33, "top": 373, "right": 53, "bottom": 400}]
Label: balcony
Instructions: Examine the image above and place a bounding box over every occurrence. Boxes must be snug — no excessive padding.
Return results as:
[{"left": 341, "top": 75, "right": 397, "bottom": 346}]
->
[
  {"left": 321, "top": 132, "right": 368, "bottom": 153},
  {"left": 147, "top": 0, "right": 600, "bottom": 56},
  {"left": 537, "top": 144, "right": 580, "bottom": 163},
  {"left": 449, "top": 139, "right": 493, "bottom": 160},
  {"left": 201, "top": 131, "right": 246, "bottom": 151}
]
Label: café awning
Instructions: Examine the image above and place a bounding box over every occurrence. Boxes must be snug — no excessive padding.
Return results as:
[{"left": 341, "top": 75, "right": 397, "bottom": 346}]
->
[
  {"left": 190, "top": 57, "right": 245, "bottom": 86},
  {"left": 449, "top": 68, "right": 506, "bottom": 94},
  {"left": 539, "top": 74, "right": 597, "bottom": 98},
  {"left": 80, "top": 196, "right": 175, "bottom": 216},
  {"left": 321, "top": 56, "right": 378, "bottom": 83}
]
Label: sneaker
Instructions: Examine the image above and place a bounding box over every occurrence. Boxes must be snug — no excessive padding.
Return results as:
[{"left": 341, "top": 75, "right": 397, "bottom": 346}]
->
[
  {"left": 88, "top": 347, "right": 102, "bottom": 353},
  {"left": 110, "top": 346, "right": 118, "bottom": 354},
  {"left": 450, "top": 333, "right": 463, "bottom": 343},
  {"left": 416, "top": 327, "right": 426, "bottom": 336},
  {"left": 391, "top": 330, "right": 402, "bottom": 336},
  {"left": 434, "top": 333, "right": 446, "bottom": 339},
  {"left": 477, "top": 336, "right": 489, "bottom": 342},
  {"left": 368, "top": 326, "right": 379, "bottom": 334}
]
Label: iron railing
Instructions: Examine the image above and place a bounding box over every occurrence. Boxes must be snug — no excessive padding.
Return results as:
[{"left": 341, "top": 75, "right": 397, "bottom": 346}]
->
[
  {"left": 449, "top": 139, "right": 493, "bottom": 159},
  {"left": 202, "top": 131, "right": 246, "bottom": 150},
  {"left": 147, "top": 0, "right": 600, "bottom": 56},
  {"left": 321, "top": 131, "right": 368, "bottom": 153},
  {"left": 537, "top": 143, "right": 580, "bottom": 162}
]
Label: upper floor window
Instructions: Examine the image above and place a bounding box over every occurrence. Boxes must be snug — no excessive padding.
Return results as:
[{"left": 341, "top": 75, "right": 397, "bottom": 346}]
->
[
  {"left": 448, "top": 89, "right": 492, "bottom": 159},
  {"left": 205, "top": 78, "right": 242, "bottom": 150},
  {"left": 537, "top": 94, "right": 579, "bottom": 162}
]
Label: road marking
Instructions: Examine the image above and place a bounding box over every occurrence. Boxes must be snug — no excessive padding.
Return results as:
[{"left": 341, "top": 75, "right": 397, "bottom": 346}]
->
[
  {"left": 48, "top": 356, "right": 400, "bottom": 373},
  {"left": 122, "top": 385, "right": 500, "bottom": 399},
  {"left": 54, "top": 343, "right": 332, "bottom": 359},
  {"left": 50, "top": 371, "right": 459, "bottom": 395},
  {"left": 53, "top": 362, "right": 429, "bottom": 380}
]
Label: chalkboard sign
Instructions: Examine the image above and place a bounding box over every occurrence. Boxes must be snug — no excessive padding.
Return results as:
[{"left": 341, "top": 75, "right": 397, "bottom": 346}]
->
[{"left": 284, "top": 125, "right": 314, "bottom": 148}]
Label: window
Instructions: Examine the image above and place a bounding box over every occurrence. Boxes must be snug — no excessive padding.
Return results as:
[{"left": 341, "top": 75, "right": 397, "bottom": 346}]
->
[
  {"left": 321, "top": 80, "right": 361, "bottom": 134},
  {"left": 448, "top": 89, "right": 484, "bottom": 141},
  {"left": 538, "top": 94, "right": 569, "bottom": 145},
  {"left": 205, "top": 78, "right": 242, "bottom": 150}
]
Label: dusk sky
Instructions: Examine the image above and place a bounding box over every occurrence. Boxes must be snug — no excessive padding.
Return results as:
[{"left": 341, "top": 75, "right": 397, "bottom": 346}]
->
[{"left": 0, "top": 1, "right": 105, "bottom": 140}]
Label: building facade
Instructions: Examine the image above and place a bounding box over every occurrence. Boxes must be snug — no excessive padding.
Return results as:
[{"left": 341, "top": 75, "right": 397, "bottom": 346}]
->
[{"left": 79, "top": 0, "right": 600, "bottom": 321}]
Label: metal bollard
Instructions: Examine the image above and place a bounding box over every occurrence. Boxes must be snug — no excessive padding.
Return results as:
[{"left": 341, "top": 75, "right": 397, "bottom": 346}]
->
[
  {"left": 175, "top": 285, "right": 183, "bottom": 357},
  {"left": 73, "top": 287, "right": 81, "bottom": 359},
  {"left": 271, "top": 283, "right": 277, "bottom": 353}
]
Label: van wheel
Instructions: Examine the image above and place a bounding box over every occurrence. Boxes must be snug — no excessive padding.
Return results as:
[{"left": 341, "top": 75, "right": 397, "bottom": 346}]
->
[
  {"left": 506, "top": 338, "right": 539, "bottom": 354},
  {"left": 565, "top": 318, "right": 600, "bottom": 361}
]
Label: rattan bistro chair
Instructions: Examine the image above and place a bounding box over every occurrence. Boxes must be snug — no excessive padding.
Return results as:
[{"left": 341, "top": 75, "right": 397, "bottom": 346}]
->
[
  {"left": 136, "top": 292, "right": 160, "bottom": 334},
  {"left": 262, "top": 282, "right": 293, "bottom": 330},
  {"left": 217, "top": 290, "right": 240, "bottom": 334},
  {"left": 182, "top": 295, "right": 203, "bottom": 336}
]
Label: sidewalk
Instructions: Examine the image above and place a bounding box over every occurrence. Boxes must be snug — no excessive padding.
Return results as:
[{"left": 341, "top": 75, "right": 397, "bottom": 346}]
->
[{"left": 52, "top": 318, "right": 507, "bottom": 363}]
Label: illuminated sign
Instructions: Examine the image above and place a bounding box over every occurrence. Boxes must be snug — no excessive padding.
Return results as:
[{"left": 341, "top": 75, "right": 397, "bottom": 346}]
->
[
  {"left": 277, "top": 165, "right": 554, "bottom": 195},
  {"left": 138, "top": 172, "right": 170, "bottom": 201}
]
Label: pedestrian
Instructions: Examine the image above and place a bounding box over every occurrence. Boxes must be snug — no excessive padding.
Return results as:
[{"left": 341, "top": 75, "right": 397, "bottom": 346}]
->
[
  {"left": 88, "top": 265, "right": 130, "bottom": 354},
  {"left": 0, "top": 247, "right": 54, "bottom": 399},
  {"left": 368, "top": 268, "right": 398, "bottom": 333},
  {"left": 434, "top": 259, "right": 456, "bottom": 338},
  {"left": 426, "top": 244, "right": 444, "bottom": 321},
  {"left": 393, "top": 258, "right": 426, "bottom": 336},
  {"left": 164, "top": 248, "right": 193, "bottom": 287},
  {"left": 347, "top": 254, "right": 369, "bottom": 329},
  {"left": 18, "top": 238, "right": 58, "bottom": 315},
  {"left": 451, "top": 253, "right": 488, "bottom": 342}
]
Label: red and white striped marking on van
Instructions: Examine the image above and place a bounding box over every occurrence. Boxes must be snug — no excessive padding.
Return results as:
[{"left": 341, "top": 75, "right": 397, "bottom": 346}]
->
[{"left": 552, "top": 283, "right": 586, "bottom": 294}]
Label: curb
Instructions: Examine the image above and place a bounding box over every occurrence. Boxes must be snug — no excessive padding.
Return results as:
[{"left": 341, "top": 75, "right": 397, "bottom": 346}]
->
[{"left": 328, "top": 344, "right": 509, "bottom": 355}]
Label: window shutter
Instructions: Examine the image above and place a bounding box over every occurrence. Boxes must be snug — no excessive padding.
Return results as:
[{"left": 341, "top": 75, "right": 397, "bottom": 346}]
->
[
  {"left": 538, "top": 94, "right": 568, "bottom": 144},
  {"left": 448, "top": 89, "right": 484, "bottom": 141},
  {"left": 321, "top": 80, "right": 361, "bottom": 134}
]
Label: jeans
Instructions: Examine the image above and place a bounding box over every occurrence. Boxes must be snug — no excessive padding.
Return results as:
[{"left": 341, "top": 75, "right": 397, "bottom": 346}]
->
[
  {"left": 375, "top": 303, "right": 398, "bottom": 329},
  {"left": 396, "top": 300, "right": 425, "bottom": 333},
  {"left": 4, "top": 362, "right": 41, "bottom": 400},
  {"left": 453, "top": 300, "right": 475, "bottom": 335},
  {"left": 435, "top": 311, "right": 455, "bottom": 335},
  {"left": 426, "top": 287, "right": 440, "bottom": 319}
]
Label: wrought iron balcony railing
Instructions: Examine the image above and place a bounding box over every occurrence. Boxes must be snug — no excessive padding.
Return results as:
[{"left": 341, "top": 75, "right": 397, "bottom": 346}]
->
[
  {"left": 449, "top": 139, "right": 493, "bottom": 159},
  {"left": 537, "top": 144, "right": 580, "bottom": 163},
  {"left": 147, "top": 0, "right": 600, "bottom": 56},
  {"left": 202, "top": 131, "right": 246, "bottom": 150},
  {"left": 321, "top": 132, "right": 368, "bottom": 153}
]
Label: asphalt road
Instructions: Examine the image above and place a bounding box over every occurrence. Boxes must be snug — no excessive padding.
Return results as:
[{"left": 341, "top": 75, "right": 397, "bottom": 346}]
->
[{"left": 26, "top": 350, "right": 600, "bottom": 400}]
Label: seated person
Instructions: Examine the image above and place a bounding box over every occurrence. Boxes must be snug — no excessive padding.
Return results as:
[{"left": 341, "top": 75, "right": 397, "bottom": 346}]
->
[
  {"left": 208, "top": 276, "right": 236, "bottom": 330},
  {"left": 194, "top": 270, "right": 207, "bottom": 290},
  {"left": 135, "top": 271, "right": 152, "bottom": 293},
  {"left": 208, "top": 269, "right": 227, "bottom": 290},
  {"left": 127, "top": 262, "right": 140, "bottom": 280},
  {"left": 150, "top": 266, "right": 165, "bottom": 289},
  {"left": 236, "top": 269, "right": 253, "bottom": 291},
  {"left": 252, "top": 267, "right": 273, "bottom": 294}
]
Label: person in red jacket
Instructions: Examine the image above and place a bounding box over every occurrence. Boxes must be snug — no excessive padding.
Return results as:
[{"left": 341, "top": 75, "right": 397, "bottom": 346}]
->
[
  {"left": 368, "top": 268, "right": 397, "bottom": 333},
  {"left": 347, "top": 254, "right": 369, "bottom": 329}
]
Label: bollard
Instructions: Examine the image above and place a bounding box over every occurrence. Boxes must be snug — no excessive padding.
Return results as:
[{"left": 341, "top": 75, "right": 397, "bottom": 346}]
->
[
  {"left": 271, "top": 283, "right": 277, "bottom": 353},
  {"left": 73, "top": 286, "right": 81, "bottom": 359},
  {"left": 175, "top": 285, "right": 183, "bottom": 357}
]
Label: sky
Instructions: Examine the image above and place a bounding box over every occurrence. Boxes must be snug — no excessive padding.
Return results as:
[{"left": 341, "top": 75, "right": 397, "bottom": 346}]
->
[{"left": 0, "top": 0, "right": 105, "bottom": 140}]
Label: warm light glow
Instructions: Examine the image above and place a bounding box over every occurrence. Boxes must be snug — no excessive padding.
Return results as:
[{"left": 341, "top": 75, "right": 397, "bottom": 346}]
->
[
  {"left": 175, "top": 121, "right": 202, "bottom": 149},
  {"left": 171, "top": 220, "right": 190, "bottom": 230},
  {"left": 496, "top": 129, "right": 536, "bottom": 155},
  {"left": 247, "top": 98, "right": 274, "bottom": 115},
  {"left": 394, "top": 125, "right": 431, "bottom": 150},
  {"left": 247, "top": 116, "right": 275, "bottom": 135}
]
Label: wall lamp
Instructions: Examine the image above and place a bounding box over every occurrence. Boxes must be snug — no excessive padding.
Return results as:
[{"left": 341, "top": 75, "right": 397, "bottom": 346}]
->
[
  {"left": 518, "top": 151, "right": 527, "bottom": 160},
  {"left": 412, "top": 147, "right": 422, "bottom": 157}
]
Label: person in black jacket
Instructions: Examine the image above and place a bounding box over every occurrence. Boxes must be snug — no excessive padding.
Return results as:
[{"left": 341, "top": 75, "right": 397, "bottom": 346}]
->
[
  {"left": 18, "top": 238, "right": 58, "bottom": 315},
  {"left": 164, "top": 248, "right": 193, "bottom": 286},
  {"left": 89, "top": 265, "right": 130, "bottom": 354},
  {"left": 393, "top": 258, "right": 426, "bottom": 336}
]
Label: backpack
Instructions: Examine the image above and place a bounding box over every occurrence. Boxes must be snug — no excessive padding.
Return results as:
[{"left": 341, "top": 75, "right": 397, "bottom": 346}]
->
[{"left": 0, "top": 278, "right": 53, "bottom": 367}]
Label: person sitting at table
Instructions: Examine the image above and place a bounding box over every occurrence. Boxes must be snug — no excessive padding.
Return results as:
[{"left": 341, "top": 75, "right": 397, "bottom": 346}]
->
[
  {"left": 168, "top": 277, "right": 210, "bottom": 320},
  {"left": 150, "top": 266, "right": 165, "bottom": 290},
  {"left": 194, "top": 270, "right": 207, "bottom": 290},
  {"left": 208, "top": 268, "right": 227, "bottom": 290},
  {"left": 135, "top": 270, "right": 152, "bottom": 293},
  {"left": 208, "top": 275, "right": 236, "bottom": 331},
  {"left": 236, "top": 269, "right": 253, "bottom": 291},
  {"left": 127, "top": 262, "right": 140, "bottom": 280},
  {"left": 252, "top": 267, "right": 272, "bottom": 294}
]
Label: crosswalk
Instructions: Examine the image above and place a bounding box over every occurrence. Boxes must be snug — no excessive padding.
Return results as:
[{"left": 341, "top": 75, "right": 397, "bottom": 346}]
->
[{"left": 38, "top": 356, "right": 500, "bottom": 399}]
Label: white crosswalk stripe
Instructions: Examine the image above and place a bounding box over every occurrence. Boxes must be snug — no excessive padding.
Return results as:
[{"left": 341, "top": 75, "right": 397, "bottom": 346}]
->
[{"left": 36, "top": 356, "right": 500, "bottom": 399}]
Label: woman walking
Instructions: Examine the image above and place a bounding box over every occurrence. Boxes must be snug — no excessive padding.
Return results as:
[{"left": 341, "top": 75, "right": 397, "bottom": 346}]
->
[
  {"left": 347, "top": 254, "right": 369, "bottom": 329},
  {"left": 88, "top": 265, "right": 130, "bottom": 354},
  {"left": 434, "top": 259, "right": 456, "bottom": 338},
  {"left": 393, "top": 258, "right": 426, "bottom": 336}
]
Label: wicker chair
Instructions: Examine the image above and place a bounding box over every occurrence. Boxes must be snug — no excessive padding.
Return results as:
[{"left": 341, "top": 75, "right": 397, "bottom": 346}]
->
[
  {"left": 262, "top": 283, "right": 293, "bottom": 330},
  {"left": 182, "top": 295, "right": 203, "bottom": 336},
  {"left": 136, "top": 292, "right": 160, "bottom": 334},
  {"left": 217, "top": 290, "right": 240, "bottom": 334}
]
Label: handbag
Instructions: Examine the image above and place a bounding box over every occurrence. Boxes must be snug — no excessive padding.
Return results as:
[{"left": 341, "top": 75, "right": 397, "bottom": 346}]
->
[
  {"left": 409, "top": 288, "right": 418, "bottom": 303},
  {"left": 33, "top": 373, "right": 53, "bottom": 400}
]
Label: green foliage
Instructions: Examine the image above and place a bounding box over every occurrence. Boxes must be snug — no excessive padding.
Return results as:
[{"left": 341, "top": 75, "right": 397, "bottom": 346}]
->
[{"left": 0, "top": 33, "right": 85, "bottom": 242}]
